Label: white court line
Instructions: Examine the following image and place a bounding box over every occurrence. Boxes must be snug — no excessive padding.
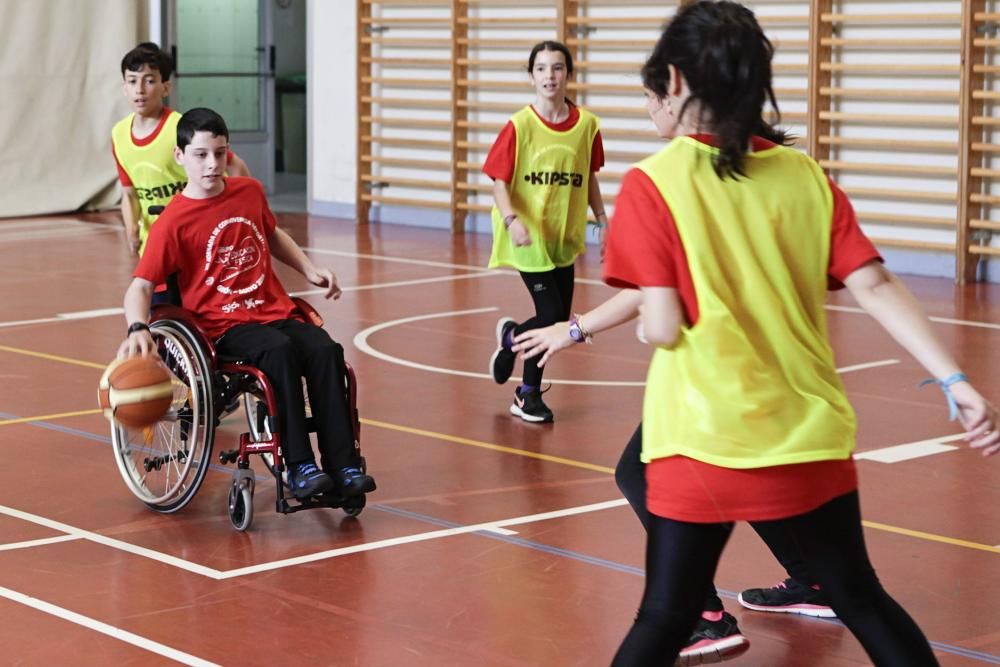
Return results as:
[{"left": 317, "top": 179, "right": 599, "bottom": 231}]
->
[
  {"left": 825, "top": 303, "right": 1000, "bottom": 331},
  {"left": 289, "top": 270, "right": 498, "bottom": 298},
  {"left": 482, "top": 527, "right": 519, "bottom": 536},
  {"left": 217, "top": 498, "right": 629, "bottom": 579},
  {"left": 0, "top": 535, "right": 82, "bottom": 552},
  {"left": 354, "top": 307, "right": 901, "bottom": 386},
  {"left": 0, "top": 497, "right": 627, "bottom": 581},
  {"left": 855, "top": 434, "right": 965, "bottom": 463},
  {"left": 302, "top": 246, "right": 608, "bottom": 286},
  {"left": 0, "top": 505, "right": 224, "bottom": 579},
  {"left": 354, "top": 306, "right": 647, "bottom": 386},
  {"left": 0, "top": 269, "right": 501, "bottom": 330},
  {"left": 0, "top": 585, "right": 219, "bottom": 667}
]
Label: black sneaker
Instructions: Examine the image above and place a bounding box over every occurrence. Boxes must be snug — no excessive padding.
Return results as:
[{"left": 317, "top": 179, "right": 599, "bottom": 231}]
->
[
  {"left": 676, "top": 611, "right": 750, "bottom": 666},
  {"left": 489, "top": 317, "right": 517, "bottom": 384},
  {"left": 510, "top": 386, "right": 554, "bottom": 423},
  {"left": 337, "top": 466, "right": 376, "bottom": 497},
  {"left": 287, "top": 461, "right": 335, "bottom": 499},
  {"left": 738, "top": 578, "right": 836, "bottom": 618}
]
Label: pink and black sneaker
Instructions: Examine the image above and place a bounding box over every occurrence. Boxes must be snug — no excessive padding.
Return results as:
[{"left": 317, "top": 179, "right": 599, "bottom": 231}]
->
[
  {"left": 738, "top": 578, "right": 836, "bottom": 618},
  {"left": 676, "top": 611, "right": 750, "bottom": 666}
]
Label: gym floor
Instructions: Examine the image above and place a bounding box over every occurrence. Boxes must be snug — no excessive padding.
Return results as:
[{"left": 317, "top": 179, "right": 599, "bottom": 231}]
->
[{"left": 0, "top": 212, "right": 998, "bottom": 665}]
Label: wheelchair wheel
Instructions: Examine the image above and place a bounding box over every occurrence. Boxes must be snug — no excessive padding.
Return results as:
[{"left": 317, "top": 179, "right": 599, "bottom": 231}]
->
[
  {"left": 343, "top": 494, "right": 365, "bottom": 517},
  {"left": 110, "top": 320, "right": 215, "bottom": 513},
  {"left": 228, "top": 482, "right": 253, "bottom": 531}
]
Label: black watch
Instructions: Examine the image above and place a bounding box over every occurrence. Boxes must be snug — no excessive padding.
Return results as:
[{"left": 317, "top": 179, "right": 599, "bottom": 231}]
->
[{"left": 127, "top": 322, "right": 150, "bottom": 336}]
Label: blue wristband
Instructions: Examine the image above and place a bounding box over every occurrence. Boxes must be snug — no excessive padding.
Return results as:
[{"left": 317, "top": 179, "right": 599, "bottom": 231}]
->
[{"left": 919, "top": 372, "right": 968, "bottom": 421}]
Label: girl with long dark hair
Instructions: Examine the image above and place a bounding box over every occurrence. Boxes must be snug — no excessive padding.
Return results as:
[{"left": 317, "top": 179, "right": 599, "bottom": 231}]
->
[{"left": 597, "top": 2, "right": 998, "bottom": 664}]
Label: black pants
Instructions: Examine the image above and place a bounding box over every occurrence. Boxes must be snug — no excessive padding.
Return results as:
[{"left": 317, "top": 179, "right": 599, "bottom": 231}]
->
[
  {"left": 614, "top": 423, "right": 815, "bottom": 607},
  {"left": 215, "top": 319, "right": 355, "bottom": 469},
  {"left": 514, "top": 264, "right": 575, "bottom": 386},
  {"left": 612, "top": 492, "right": 937, "bottom": 666}
]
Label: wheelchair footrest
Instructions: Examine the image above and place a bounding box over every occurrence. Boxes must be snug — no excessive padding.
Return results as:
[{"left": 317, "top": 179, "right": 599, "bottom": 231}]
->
[{"left": 219, "top": 449, "right": 240, "bottom": 465}]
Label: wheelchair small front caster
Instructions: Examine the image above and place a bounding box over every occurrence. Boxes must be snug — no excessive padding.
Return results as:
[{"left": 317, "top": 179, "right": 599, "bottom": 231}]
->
[
  {"left": 228, "top": 482, "right": 254, "bottom": 531},
  {"left": 343, "top": 494, "right": 366, "bottom": 517}
]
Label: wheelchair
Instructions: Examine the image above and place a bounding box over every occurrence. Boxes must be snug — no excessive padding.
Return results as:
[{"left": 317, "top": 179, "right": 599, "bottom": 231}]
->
[{"left": 108, "top": 297, "right": 370, "bottom": 531}]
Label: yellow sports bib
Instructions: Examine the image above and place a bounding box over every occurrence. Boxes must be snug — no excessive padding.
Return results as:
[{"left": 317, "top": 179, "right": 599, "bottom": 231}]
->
[
  {"left": 111, "top": 111, "right": 187, "bottom": 253},
  {"left": 488, "top": 106, "right": 599, "bottom": 272},
  {"left": 638, "top": 137, "right": 856, "bottom": 468}
]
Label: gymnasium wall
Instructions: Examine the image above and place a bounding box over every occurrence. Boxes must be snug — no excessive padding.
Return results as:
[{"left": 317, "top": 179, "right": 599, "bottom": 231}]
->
[
  {"left": 0, "top": 0, "right": 146, "bottom": 217},
  {"left": 307, "top": 0, "right": 1000, "bottom": 281}
]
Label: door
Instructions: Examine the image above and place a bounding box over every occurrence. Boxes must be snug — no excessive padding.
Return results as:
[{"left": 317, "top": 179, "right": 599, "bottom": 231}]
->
[{"left": 165, "top": 0, "right": 275, "bottom": 192}]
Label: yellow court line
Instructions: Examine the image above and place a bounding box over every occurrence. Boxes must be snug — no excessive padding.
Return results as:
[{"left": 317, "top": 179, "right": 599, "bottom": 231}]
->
[
  {"left": 3, "top": 341, "right": 995, "bottom": 556},
  {"left": 360, "top": 418, "right": 617, "bottom": 474},
  {"left": 862, "top": 520, "right": 1000, "bottom": 554},
  {"left": 0, "top": 409, "right": 103, "bottom": 427},
  {"left": 362, "top": 417, "right": 1000, "bottom": 555},
  {"left": 0, "top": 344, "right": 105, "bottom": 370}
]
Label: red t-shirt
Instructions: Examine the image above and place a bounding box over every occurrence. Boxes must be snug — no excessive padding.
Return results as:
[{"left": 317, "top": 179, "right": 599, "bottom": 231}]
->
[
  {"left": 482, "top": 104, "right": 605, "bottom": 182},
  {"left": 603, "top": 135, "right": 880, "bottom": 523},
  {"left": 135, "top": 177, "right": 298, "bottom": 340},
  {"left": 112, "top": 107, "right": 235, "bottom": 187}
]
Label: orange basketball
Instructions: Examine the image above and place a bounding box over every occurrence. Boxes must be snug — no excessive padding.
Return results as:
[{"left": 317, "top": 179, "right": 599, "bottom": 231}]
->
[{"left": 97, "top": 357, "right": 174, "bottom": 428}]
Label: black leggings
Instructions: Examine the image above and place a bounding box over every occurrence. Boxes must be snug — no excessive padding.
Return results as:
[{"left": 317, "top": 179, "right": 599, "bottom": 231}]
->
[
  {"left": 615, "top": 424, "right": 814, "bottom": 589},
  {"left": 612, "top": 492, "right": 937, "bottom": 667},
  {"left": 215, "top": 319, "right": 356, "bottom": 470},
  {"left": 513, "top": 265, "right": 575, "bottom": 386}
]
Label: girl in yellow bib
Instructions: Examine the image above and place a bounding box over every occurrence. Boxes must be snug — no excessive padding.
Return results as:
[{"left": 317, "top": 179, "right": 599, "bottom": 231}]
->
[
  {"left": 599, "top": 3, "right": 1000, "bottom": 665},
  {"left": 483, "top": 41, "right": 608, "bottom": 423}
]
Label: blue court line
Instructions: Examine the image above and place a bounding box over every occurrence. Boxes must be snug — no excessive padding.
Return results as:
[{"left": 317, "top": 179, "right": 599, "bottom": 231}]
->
[
  {"left": 9, "top": 413, "right": 1000, "bottom": 664},
  {"left": 372, "top": 505, "right": 1000, "bottom": 664}
]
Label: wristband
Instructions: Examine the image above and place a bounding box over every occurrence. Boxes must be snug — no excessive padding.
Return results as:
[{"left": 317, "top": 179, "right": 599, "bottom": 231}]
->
[
  {"left": 919, "top": 372, "right": 968, "bottom": 421},
  {"left": 503, "top": 214, "right": 517, "bottom": 229},
  {"left": 568, "top": 315, "right": 593, "bottom": 344},
  {"left": 127, "top": 322, "right": 150, "bottom": 336}
]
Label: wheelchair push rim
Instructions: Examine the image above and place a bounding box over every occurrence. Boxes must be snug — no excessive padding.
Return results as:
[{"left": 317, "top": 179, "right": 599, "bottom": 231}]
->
[{"left": 110, "top": 320, "right": 215, "bottom": 512}]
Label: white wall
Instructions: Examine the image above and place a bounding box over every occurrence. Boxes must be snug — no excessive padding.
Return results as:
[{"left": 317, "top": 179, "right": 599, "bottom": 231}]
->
[{"left": 307, "top": 0, "right": 357, "bottom": 217}]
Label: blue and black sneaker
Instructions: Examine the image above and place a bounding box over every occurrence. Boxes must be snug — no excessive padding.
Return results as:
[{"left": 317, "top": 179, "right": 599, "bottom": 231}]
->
[
  {"left": 286, "top": 461, "right": 335, "bottom": 499},
  {"left": 337, "top": 466, "right": 376, "bottom": 497}
]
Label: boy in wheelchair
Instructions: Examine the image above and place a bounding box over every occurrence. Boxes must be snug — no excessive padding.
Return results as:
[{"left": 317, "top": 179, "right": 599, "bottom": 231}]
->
[{"left": 117, "top": 107, "right": 375, "bottom": 501}]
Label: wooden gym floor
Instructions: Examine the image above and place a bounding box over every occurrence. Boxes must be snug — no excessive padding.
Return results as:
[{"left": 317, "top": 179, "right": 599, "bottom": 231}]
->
[{"left": 0, "top": 212, "right": 997, "bottom": 666}]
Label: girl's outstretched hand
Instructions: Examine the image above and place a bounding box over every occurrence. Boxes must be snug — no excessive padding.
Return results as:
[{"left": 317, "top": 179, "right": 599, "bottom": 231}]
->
[
  {"left": 512, "top": 322, "right": 572, "bottom": 368},
  {"left": 950, "top": 382, "right": 1000, "bottom": 456}
]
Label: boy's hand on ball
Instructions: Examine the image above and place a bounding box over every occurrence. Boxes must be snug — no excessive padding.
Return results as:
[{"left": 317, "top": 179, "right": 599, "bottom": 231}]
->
[{"left": 117, "top": 331, "right": 155, "bottom": 360}]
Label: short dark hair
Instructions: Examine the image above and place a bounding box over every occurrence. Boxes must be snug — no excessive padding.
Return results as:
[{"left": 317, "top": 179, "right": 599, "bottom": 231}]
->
[
  {"left": 177, "top": 108, "right": 230, "bottom": 151},
  {"left": 527, "top": 40, "right": 574, "bottom": 74},
  {"left": 121, "top": 42, "right": 174, "bottom": 81}
]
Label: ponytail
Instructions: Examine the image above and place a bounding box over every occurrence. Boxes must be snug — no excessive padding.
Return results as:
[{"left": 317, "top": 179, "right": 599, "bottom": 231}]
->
[{"left": 642, "top": 1, "right": 790, "bottom": 179}]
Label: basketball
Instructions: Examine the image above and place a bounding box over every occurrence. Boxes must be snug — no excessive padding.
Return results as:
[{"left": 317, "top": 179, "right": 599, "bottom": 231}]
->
[{"left": 97, "top": 356, "right": 174, "bottom": 428}]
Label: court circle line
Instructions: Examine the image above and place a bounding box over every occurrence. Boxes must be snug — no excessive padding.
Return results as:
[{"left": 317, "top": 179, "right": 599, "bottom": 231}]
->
[{"left": 352, "top": 306, "right": 646, "bottom": 387}]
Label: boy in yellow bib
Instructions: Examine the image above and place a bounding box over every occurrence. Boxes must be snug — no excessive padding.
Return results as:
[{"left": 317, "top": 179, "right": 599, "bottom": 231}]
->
[
  {"left": 112, "top": 42, "right": 249, "bottom": 257},
  {"left": 484, "top": 40, "right": 607, "bottom": 423}
]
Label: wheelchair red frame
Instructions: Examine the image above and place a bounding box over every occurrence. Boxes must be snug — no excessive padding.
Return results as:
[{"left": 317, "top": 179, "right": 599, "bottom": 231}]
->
[{"left": 108, "top": 297, "right": 368, "bottom": 531}]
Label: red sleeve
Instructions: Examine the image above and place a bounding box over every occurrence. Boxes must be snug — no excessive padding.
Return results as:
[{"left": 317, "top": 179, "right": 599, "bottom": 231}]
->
[
  {"left": 134, "top": 213, "right": 177, "bottom": 285},
  {"left": 260, "top": 183, "right": 277, "bottom": 236},
  {"left": 591, "top": 131, "right": 605, "bottom": 173},
  {"left": 482, "top": 121, "right": 516, "bottom": 182},
  {"left": 112, "top": 141, "right": 133, "bottom": 187},
  {"left": 826, "top": 177, "right": 882, "bottom": 289},
  {"left": 603, "top": 169, "right": 700, "bottom": 323}
]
